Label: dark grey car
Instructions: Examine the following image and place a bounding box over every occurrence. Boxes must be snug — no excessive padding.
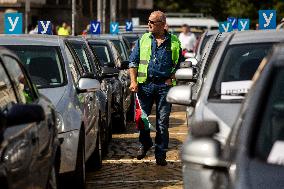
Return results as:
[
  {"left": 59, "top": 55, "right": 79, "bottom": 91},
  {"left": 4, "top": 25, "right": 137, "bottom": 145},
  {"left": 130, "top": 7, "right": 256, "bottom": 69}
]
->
[
  {"left": 86, "top": 38, "right": 133, "bottom": 130},
  {"left": 180, "top": 43, "right": 284, "bottom": 189},
  {"left": 86, "top": 34, "right": 131, "bottom": 61},
  {"left": 65, "top": 36, "right": 114, "bottom": 153},
  {"left": 0, "top": 48, "right": 59, "bottom": 189},
  {"left": 0, "top": 35, "right": 104, "bottom": 188}
]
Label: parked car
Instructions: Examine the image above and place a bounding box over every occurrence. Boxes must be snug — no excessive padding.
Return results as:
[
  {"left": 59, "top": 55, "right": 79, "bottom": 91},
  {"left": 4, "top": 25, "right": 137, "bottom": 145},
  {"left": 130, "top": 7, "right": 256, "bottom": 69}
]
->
[
  {"left": 167, "top": 30, "right": 284, "bottom": 143},
  {"left": 193, "top": 30, "right": 218, "bottom": 61},
  {"left": 180, "top": 43, "right": 284, "bottom": 189},
  {"left": 86, "top": 38, "right": 134, "bottom": 130},
  {"left": 1, "top": 34, "right": 105, "bottom": 188},
  {"left": 86, "top": 34, "right": 131, "bottom": 61},
  {"left": 65, "top": 36, "right": 114, "bottom": 152},
  {"left": 0, "top": 47, "right": 59, "bottom": 189}
]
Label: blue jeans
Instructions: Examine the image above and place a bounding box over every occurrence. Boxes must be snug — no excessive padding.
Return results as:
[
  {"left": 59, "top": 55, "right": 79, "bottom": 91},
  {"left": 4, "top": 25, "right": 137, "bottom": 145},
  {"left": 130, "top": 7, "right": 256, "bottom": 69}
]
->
[{"left": 137, "top": 82, "right": 172, "bottom": 159}]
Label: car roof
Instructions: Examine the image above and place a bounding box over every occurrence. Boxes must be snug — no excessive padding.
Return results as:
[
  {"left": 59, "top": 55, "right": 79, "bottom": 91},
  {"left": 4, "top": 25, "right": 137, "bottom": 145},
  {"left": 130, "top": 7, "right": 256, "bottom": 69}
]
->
[
  {"left": 229, "top": 30, "right": 284, "bottom": 45},
  {"left": 0, "top": 34, "right": 62, "bottom": 46},
  {"left": 84, "top": 34, "right": 123, "bottom": 40}
]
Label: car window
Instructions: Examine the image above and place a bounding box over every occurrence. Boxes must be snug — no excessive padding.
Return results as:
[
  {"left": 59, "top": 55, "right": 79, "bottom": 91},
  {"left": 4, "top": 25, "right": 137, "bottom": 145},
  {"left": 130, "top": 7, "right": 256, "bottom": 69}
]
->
[
  {"left": 253, "top": 68, "right": 284, "bottom": 164},
  {"left": 90, "top": 45, "right": 111, "bottom": 66},
  {"left": 110, "top": 39, "right": 127, "bottom": 61},
  {"left": 0, "top": 62, "right": 17, "bottom": 110},
  {"left": 68, "top": 41, "right": 93, "bottom": 73},
  {"left": 2, "top": 55, "right": 35, "bottom": 104},
  {"left": 5, "top": 45, "right": 65, "bottom": 89},
  {"left": 209, "top": 43, "right": 273, "bottom": 100},
  {"left": 65, "top": 44, "right": 81, "bottom": 84}
]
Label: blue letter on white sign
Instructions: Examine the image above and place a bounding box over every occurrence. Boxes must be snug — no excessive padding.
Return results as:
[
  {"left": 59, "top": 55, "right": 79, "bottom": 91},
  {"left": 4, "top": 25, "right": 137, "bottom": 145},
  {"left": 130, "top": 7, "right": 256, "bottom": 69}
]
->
[
  {"left": 259, "top": 10, "right": 276, "bottom": 30},
  {"left": 4, "top": 13, "right": 22, "bottom": 34}
]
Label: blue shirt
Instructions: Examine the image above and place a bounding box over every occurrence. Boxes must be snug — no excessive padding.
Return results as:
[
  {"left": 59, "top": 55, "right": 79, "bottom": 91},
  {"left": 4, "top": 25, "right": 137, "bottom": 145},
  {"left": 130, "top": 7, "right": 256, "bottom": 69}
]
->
[{"left": 129, "top": 32, "right": 182, "bottom": 79}]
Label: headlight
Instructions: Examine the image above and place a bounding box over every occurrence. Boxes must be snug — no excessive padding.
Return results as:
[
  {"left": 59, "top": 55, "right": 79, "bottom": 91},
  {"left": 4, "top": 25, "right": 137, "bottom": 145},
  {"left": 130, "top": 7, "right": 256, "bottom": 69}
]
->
[
  {"left": 3, "top": 140, "right": 31, "bottom": 170},
  {"left": 55, "top": 112, "right": 65, "bottom": 133}
]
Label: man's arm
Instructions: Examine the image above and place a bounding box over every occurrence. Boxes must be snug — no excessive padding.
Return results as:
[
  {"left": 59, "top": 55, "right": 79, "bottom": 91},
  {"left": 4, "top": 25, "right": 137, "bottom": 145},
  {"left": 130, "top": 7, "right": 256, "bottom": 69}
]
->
[{"left": 128, "top": 40, "right": 140, "bottom": 92}]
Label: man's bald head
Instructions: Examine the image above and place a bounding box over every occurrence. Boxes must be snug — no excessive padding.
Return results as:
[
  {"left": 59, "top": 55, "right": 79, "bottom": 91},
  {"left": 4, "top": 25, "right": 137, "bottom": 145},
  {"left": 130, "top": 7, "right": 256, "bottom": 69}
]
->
[{"left": 150, "top": 11, "right": 166, "bottom": 23}]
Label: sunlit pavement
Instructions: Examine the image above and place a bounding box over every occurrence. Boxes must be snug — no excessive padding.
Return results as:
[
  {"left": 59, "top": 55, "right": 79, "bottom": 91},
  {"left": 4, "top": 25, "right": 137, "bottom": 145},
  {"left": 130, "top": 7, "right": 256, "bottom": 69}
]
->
[{"left": 86, "top": 105, "right": 188, "bottom": 189}]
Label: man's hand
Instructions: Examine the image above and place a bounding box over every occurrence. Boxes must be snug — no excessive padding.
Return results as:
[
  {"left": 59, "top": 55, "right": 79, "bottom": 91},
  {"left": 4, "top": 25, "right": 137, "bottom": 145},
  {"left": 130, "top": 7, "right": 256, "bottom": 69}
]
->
[
  {"left": 165, "top": 78, "right": 172, "bottom": 86},
  {"left": 129, "top": 81, "right": 138, "bottom": 92}
]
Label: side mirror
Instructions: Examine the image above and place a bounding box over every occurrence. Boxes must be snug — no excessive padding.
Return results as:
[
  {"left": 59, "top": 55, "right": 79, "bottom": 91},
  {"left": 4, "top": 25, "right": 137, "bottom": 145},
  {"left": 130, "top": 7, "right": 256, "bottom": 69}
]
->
[
  {"left": 180, "top": 61, "right": 192, "bottom": 68},
  {"left": 175, "top": 68, "right": 193, "bottom": 81},
  {"left": 166, "top": 85, "right": 192, "bottom": 105},
  {"left": 182, "top": 121, "right": 227, "bottom": 168},
  {"left": 5, "top": 104, "right": 45, "bottom": 126},
  {"left": 191, "top": 121, "right": 220, "bottom": 138},
  {"left": 77, "top": 78, "right": 101, "bottom": 93},
  {"left": 118, "top": 60, "right": 129, "bottom": 70},
  {"left": 101, "top": 67, "right": 119, "bottom": 78},
  {"left": 186, "top": 57, "right": 198, "bottom": 66}
]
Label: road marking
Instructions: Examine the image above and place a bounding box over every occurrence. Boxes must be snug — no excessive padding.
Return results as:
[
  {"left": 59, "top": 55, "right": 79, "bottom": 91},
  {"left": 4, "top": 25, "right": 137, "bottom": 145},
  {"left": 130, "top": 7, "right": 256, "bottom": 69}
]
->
[
  {"left": 102, "top": 159, "right": 181, "bottom": 164},
  {"left": 87, "top": 179, "right": 183, "bottom": 184}
]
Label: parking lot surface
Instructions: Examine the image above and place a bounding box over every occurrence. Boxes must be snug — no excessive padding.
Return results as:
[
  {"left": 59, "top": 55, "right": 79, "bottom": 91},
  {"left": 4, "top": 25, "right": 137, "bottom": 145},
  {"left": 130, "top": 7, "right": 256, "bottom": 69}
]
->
[{"left": 86, "top": 105, "right": 187, "bottom": 188}]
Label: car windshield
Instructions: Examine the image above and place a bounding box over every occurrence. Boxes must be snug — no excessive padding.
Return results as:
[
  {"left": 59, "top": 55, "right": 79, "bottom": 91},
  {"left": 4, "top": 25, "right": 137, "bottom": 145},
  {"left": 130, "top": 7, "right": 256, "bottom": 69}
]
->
[
  {"left": 5, "top": 45, "right": 65, "bottom": 88},
  {"left": 89, "top": 44, "right": 111, "bottom": 66},
  {"left": 209, "top": 43, "right": 273, "bottom": 100},
  {"left": 110, "top": 39, "right": 127, "bottom": 61}
]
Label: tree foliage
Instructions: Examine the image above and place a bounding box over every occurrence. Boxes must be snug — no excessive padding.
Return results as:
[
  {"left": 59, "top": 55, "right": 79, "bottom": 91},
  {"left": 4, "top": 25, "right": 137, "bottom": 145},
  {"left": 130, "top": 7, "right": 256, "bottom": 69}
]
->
[{"left": 154, "top": 0, "right": 284, "bottom": 25}]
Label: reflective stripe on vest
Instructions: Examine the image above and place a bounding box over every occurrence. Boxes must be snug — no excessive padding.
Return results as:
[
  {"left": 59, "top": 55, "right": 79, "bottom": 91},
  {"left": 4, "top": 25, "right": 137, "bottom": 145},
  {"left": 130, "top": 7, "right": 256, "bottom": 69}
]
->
[{"left": 137, "top": 32, "right": 180, "bottom": 83}]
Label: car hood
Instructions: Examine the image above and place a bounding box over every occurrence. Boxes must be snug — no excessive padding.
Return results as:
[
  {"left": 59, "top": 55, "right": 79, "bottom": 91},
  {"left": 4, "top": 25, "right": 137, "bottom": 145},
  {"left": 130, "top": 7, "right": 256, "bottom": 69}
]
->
[{"left": 39, "top": 86, "right": 67, "bottom": 108}]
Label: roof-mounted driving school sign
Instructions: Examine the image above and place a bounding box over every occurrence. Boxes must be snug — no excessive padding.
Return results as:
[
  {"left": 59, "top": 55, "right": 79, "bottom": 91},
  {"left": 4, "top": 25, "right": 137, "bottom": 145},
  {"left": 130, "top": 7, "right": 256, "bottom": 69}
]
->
[
  {"left": 38, "top": 21, "right": 52, "bottom": 35},
  {"left": 227, "top": 17, "right": 238, "bottom": 29},
  {"left": 125, "top": 20, "right": 133, "bottom": 32},
  {"left": 110, "top": 22, "right": 119, "bottom": 34},
  {"left": 259, "top": 10, "right": 276, "bottom": 30},
  {"left": 4, "top": 13, "right": 22, "bottom": 34},
  {"left": 90, "top": 21, "right": 101, "bottom": 34},
  {"left": 238, "top": 19, "right": 250, "bottom": 31},
  {"left": 219, "top": 21, "right": 233, "bottom": 33}
]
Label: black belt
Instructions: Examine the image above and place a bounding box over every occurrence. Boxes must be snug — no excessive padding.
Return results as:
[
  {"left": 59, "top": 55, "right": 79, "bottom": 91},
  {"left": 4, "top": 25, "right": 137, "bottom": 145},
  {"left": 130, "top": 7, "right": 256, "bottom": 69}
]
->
[{"left": 146, "top": 77, "right": 169, "bottom": 83}]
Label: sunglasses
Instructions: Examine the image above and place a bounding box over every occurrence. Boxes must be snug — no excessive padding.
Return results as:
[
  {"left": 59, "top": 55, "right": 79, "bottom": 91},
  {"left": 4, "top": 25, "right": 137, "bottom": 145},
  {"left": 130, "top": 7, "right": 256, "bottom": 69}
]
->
[{"left": 148, "top": 20, "right": 163, "bottom": 25}]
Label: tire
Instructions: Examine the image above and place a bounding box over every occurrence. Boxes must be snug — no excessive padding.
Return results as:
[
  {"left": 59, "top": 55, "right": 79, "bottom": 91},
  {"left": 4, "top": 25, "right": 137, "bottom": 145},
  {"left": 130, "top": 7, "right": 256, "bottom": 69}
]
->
[
  {"left": 126, "top": 93, "right": 135, "bottom": 122},
  {"left": 47, "top": 164, "right": 58, "bottom": 189},
  {"left": 88, "top": 129, "right": 102, "bottom": 170},
  {"left": 74, "top": 129, "right": 85, "bottom": 188}
]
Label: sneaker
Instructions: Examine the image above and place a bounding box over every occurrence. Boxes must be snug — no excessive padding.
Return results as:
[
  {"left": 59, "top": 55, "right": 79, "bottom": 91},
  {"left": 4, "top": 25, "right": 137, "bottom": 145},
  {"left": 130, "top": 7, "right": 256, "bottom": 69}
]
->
[
  {"left": 156, "top": 158, "right": 167, "bottom": 166},
  {"left": 137, "top": 146, "right": 151, "bottom": 160}
]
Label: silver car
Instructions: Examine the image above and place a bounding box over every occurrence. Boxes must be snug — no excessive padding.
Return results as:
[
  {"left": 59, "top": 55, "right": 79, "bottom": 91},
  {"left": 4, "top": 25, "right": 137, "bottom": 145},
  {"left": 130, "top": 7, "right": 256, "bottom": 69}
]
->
[
  {"left": 1, "top": 34, "right": 105, "bottom": 187},
  {"left": 168, "top": 30, "right": 284, "bottom": 143},
  {"left": 179, "top": 43, "right": 284, "bottom": 189},
  {"left": 168, "top": 30, "right": 284, "bottom": 189}
]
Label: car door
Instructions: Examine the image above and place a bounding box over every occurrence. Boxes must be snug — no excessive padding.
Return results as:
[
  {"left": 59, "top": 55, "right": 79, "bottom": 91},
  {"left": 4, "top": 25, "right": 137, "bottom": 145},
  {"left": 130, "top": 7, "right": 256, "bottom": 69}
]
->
[
  {"left": 64, "top": 43, "right": 99, "bottom": 160},
  {"left": 2, "top": 54, "right": 55, "bottom": 187},
  {"left": 237, "top": 67, "right": 284, "bottom": 189},
  {"left": 0, "top": 56, "right": 38, "bottom": 188}
]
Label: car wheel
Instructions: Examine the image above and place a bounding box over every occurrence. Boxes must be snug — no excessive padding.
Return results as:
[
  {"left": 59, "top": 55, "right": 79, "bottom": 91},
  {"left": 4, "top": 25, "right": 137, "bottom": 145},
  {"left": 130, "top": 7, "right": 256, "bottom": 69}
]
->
[
  {"left": 88, "top": 129, "right": 102, "bottom": 170},
  {"left": 74, "top": 129, "right": 85, "bottom": 188},
  {"left": 47, "top": 164, "right": 58, "bottom": 189},
  {"left": 126, "top": 93, "right": 135, "bottom": 122}
]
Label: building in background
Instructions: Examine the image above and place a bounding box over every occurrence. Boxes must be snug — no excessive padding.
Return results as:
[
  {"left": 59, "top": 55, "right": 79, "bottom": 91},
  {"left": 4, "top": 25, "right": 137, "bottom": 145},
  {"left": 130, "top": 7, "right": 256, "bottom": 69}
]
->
[{"left": 0, "top": 0, "right": 153, "bottom": 34}]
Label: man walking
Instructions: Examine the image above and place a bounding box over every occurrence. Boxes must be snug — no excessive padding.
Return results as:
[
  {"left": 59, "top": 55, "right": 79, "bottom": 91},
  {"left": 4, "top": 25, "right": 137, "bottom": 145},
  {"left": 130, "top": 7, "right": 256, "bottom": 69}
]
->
[
  {"left": 179, "top": 24, "right": 196, "bottom": 52},
  {"left": 129, "top": 11, "right": 182, "bottom": 166}
]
